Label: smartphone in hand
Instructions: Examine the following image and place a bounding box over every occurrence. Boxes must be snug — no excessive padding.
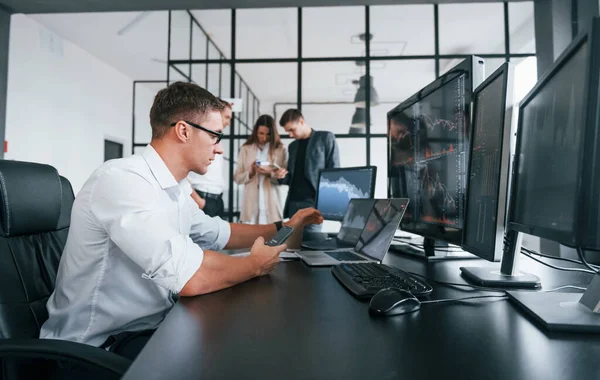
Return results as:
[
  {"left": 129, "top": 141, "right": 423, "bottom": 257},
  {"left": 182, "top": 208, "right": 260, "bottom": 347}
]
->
[
  {"left": 265, "top": 226, "right": 294, "bottom": 247},
  {"left": 257, "top": 160, "right": 280, "bottom": 170}
]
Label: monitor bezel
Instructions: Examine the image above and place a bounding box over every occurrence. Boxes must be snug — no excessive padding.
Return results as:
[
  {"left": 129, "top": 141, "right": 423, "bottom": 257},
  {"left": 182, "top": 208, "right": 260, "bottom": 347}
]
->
[
  {"left": 315, "top": 166, "right": 377, "bottom": 222},
  {"left": 462, "top": 62, "right": 515, "bottom": 262},
  {"left": 507, "top": 30, "right": 592, "bottom": 247},
  {"left": 386, "top": 55, "right": 485, "bottom": 246},
  {"left": 579, "top": 18, "right": 600, "bottom": 250}
]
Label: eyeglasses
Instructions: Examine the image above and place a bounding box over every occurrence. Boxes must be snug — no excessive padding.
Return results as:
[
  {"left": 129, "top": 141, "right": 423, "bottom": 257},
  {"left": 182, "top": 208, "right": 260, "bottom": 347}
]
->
[{"left": 170, "top": 120, "right": 223, "bottom": 145}]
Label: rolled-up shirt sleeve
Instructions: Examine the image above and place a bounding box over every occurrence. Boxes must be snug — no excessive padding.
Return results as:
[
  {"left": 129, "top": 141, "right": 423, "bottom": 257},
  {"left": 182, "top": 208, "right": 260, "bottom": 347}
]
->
[
  {"left": 89, "top": 168, "right": 204, "bottom": 294},
  {"left": 188, "top": 201, "right": 231, "bottom": 251}
]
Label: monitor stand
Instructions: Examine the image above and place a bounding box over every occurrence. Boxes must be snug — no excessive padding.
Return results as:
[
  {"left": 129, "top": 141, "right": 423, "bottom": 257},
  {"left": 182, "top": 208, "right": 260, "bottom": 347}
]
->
[
  {"left": 391, "top": 237, "right": 478, "bottom": 261},
  {"left": 507, "top": 272, "right": 600, "bottom": 333},
  {"left": 460, "top": 231, "right": 540, "bottom": 289}
]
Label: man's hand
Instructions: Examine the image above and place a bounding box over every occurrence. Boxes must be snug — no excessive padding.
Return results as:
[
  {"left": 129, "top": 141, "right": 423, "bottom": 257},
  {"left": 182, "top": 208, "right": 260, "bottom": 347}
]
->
[
  {"left": 286, "top": 208, "right": 324, "bottom": 230},
  {"left": 273, "top": 168, "right": 288, "bottom": 179},
  {"left": 248, "top": 237, "right": 286, "bottom": 276}
]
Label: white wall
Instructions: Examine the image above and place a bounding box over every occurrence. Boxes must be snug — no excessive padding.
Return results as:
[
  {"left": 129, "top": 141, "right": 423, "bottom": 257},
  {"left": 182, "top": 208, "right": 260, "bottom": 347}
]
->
[
  {"left": 5, "top": 14, "right": 135, "bottom": 193},
  {"left": 133, "top": 83, "right": 162, "bottom": 146}
]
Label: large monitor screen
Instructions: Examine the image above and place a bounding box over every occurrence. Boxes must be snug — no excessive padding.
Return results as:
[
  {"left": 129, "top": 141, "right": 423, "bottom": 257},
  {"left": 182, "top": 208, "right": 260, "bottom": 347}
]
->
[
  {"left": 509, "top": 41, "right": 588, "bottom": 245},
  {"left": 316, "top": 167, "right": 376, "bottom": 221},
  {"left": 463, "top": 66, "right": 510, "bottom": 259},
  {"left": 388, "top": 73, "right": 469, "bottom": 244}
]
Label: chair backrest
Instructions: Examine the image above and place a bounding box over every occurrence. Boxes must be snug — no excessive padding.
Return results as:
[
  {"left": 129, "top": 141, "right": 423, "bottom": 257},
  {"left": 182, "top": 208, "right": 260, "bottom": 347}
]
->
[{"left": 0, "top": 160, "right": 74, "bottom": 339}]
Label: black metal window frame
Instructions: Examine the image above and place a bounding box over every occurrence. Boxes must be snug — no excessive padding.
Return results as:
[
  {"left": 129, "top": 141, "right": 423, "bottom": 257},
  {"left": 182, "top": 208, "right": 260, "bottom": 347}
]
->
[{"left": 132, "top": 3, "right": 536, "bottom": 221}]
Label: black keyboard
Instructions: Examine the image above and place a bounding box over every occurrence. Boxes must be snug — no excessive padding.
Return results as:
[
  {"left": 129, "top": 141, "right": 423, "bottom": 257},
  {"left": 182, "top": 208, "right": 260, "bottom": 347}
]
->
[
  {"left": 325, "top": 251, "right": 367, "bottom": 261},
  {"left": 332, "top": 262, "right": 433, "bottom": 298}
]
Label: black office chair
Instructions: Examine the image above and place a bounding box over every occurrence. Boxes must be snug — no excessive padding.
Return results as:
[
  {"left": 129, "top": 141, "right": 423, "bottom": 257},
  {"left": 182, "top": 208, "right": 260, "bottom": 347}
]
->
[{"left": 0, "top": 160, "right": 130, "bottom": 379}]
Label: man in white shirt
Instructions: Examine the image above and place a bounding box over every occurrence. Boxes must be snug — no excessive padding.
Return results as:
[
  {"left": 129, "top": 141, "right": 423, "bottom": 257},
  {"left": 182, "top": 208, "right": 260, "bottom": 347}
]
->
[
  {"left": 187, "top": 98, "right": 232, "bottom": 217},
  {"left": 40, "top": 82, "right": 322, "bottom": 360}
]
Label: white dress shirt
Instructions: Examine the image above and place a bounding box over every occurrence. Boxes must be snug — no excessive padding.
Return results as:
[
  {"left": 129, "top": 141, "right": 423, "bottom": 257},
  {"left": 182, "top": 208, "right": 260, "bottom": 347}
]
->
[
  {"left": 187, "top": 154, "right": 226, "bottom": 194},
  {"left": 40, "top": 145, "right": 231, "bottom": 347}
]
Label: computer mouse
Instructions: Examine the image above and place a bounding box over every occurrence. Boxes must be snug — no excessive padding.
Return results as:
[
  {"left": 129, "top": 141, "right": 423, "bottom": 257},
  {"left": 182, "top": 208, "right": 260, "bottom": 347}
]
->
[{"left": 368, "top": 288, "right": 421, "bottom": 316}]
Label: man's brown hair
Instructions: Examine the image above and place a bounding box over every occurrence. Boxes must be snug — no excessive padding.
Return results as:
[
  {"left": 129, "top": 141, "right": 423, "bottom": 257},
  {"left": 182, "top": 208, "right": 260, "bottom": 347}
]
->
[
  {"left": 149, "top": 82, "right": 224, "bottom": 139},
  {"left": 279, "top": 108, "right": 304, "bottom": 127},
  {"left": 218, "top": 98, "right": 233, "bottom": 109}
]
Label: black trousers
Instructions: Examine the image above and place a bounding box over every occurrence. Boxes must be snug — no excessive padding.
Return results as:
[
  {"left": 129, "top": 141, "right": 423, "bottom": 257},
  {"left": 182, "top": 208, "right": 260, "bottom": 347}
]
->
[
  {"left": 100, "top": 329, "right": 155, "bottom": 360},
  {"left": 47, "top": 330, "right": 155, "bottom": 380},
  {"left": 196, "top": 190, "right": 224, "bottom": 218}
]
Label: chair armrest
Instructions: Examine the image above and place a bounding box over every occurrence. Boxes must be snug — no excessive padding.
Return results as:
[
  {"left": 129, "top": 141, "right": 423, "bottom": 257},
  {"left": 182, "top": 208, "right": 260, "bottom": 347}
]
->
[{"left": 0, "top": 339, "right": 131, "bottom": 376}]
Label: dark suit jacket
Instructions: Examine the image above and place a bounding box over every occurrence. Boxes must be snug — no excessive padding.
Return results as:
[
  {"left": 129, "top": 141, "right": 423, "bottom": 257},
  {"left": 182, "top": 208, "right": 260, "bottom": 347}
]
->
[{"left": 280, "top": 130, "right": 340, "bottom": 217}]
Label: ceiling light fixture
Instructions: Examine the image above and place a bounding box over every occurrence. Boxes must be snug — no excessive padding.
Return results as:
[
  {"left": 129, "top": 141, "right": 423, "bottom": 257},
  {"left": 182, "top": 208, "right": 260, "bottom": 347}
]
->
[
  {"left": 348, "top": 33, "right": 379, "bottom": 130},
  {"left": 351, "top": 108, "right": 366, "bottom": 127},
  {"left": 349, "top": 108, "right": 367, "bottom": 134},
  {"left": 353, "top": 75, "right": 380, "bottom": 108},
  {"left": 351, "top": 33, "right": 380, "bottom": 108}
]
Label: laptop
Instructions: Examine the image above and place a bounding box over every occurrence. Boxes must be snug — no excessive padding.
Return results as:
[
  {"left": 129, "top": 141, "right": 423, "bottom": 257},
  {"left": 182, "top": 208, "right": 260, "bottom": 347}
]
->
[
  {"left": 297, "top": 199, "right": 409, "bottom": 267},
  {"left": 302, "top": 198, "right": 377, "bottom": 251}
]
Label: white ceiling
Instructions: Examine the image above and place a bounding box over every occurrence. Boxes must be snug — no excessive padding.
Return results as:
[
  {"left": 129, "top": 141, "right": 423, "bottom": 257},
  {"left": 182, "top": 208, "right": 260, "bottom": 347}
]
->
[
  {"left": 31, "top": 11, "right": 169, "bottom": 80},
  {"left": 30, "top": 3, "right": 535, "bottom": 109}
]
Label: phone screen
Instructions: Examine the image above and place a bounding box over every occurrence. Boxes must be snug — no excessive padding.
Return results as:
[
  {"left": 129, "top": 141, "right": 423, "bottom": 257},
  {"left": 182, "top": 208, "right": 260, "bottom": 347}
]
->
[{"left": 266, "top": 226, "right": 294, "bottom": 246}]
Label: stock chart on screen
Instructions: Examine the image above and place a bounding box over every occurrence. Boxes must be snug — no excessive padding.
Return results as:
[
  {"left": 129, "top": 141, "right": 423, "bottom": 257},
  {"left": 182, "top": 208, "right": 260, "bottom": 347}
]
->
[
  {"left": 463, "top": 68, "right": 507, "bottom": 254},
  {"left": 344, "top": 202, "right": 371, "bottom": 229},
  {"left": 389, "top": 74, "right": 468, "bottom": 230},
  {"left": 317, "top": 168, "right": 375, "bottom": 220}
]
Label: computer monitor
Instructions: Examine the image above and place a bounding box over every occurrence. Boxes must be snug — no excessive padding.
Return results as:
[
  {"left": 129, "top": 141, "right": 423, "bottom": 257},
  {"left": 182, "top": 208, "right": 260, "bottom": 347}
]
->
[
  {"left": 387, "top": 56, "right": 485, "bottom": 258},
  {"left": 458, "top": 63, "right": 540, "bottom": 288},
  {"left": 502, "top": 19, "right": 600, "bottom": 332},
  {"left": 316, "top": 166, "right": 377, "bottom": 221}
]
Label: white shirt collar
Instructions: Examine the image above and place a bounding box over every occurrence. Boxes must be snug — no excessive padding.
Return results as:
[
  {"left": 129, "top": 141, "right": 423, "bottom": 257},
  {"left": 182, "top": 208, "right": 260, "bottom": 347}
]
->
[{"left": 142, "top": 145, "right": 179, "bottom": 190}]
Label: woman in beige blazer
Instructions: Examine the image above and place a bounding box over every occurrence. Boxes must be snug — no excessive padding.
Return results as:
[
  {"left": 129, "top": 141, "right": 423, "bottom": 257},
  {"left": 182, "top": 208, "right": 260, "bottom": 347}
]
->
[{"left": 234, "top": 115, "right": 287, "bottom": 224}]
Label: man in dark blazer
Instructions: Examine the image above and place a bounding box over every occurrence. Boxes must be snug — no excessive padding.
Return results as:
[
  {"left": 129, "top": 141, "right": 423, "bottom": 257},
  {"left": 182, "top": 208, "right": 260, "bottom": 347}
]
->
[{"left": 274, "top": 109, "right": 340, "bottom": 233}]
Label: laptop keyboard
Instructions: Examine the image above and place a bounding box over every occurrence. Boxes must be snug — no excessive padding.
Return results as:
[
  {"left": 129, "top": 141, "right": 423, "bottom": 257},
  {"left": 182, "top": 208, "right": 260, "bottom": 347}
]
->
[
  {"left": 325, "top": 251, "right": 367, "bottom": 262},
  {"left": 332, "top": 262, "right": 433, "bottom": 298}
]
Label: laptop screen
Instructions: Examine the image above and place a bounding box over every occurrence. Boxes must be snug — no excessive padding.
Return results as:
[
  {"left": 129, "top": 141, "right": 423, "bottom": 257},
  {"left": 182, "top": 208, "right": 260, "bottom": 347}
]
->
[
  {"left": 337, "top": 198, "right": 377, "bottom": 244},
  {"left": 354, "top": 199, "right": 409, "bottom": 261}
]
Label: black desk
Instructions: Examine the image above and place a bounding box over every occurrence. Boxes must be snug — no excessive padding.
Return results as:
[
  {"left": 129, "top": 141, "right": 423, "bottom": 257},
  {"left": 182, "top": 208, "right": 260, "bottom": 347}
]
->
[{"left": 122, "top": 253, "right": 600, "bottom": 380}]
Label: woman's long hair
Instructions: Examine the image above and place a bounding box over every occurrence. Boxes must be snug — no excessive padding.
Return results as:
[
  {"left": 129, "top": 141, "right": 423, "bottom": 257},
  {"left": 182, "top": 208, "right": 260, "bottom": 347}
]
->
[{"left": 243, "top": 114, "right": 283, "bottom": 158}]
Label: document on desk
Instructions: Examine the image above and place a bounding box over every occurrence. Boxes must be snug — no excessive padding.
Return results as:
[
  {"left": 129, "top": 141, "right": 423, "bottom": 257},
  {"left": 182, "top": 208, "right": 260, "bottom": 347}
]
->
[{"left": 229, "top": 251, "right": 299, "bottom": 261}]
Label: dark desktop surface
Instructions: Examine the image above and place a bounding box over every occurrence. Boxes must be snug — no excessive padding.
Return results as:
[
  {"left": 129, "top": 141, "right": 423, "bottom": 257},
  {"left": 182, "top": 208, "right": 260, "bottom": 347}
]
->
[{"left": 123, "top": 252, "right": 600, "bottom": 380}]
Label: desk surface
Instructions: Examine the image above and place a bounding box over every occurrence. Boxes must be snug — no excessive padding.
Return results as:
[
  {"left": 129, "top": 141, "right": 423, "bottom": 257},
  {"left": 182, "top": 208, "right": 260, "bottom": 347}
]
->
[{"left": 123, "top": 252, "right": 600, "bottom": 380}]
